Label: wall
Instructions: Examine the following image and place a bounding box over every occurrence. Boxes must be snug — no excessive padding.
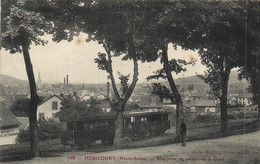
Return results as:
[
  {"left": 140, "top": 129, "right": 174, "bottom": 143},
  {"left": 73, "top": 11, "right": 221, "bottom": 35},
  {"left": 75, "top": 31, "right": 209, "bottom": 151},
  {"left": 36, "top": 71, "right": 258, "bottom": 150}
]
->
[
  {"left": 37, "top": 96, "right": 62, "bottom": 120},
  {"left": 0, "top": 126, "right": 19, "bottom": 145}
]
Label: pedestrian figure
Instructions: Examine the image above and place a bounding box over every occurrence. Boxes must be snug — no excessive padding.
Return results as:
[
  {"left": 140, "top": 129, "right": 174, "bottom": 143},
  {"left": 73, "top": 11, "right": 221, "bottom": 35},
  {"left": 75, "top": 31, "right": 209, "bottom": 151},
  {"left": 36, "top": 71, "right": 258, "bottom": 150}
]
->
[{"left": 180, "top": 119, "right": 186, "bottom": 146}]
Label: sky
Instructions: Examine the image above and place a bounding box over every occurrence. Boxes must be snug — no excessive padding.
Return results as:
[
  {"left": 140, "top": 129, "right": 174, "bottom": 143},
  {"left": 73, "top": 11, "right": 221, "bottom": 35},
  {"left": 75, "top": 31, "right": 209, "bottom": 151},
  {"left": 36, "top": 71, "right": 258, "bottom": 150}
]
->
[{"left": 0, "top": 33, "right": 207, "bottom": 84}]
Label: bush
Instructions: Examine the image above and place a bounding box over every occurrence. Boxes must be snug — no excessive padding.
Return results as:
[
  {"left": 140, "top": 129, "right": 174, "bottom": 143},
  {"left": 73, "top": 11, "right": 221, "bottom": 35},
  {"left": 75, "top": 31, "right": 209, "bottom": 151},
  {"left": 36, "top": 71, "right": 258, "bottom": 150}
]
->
[
  {"left": 192, "top": 114, "right": 220, "bottom": 123},
  {"left": 16, "top": 129, "right": 30, "bottom": 143},
  {"left": 16, "top": 119, "right": 61, "bottom": 143}
]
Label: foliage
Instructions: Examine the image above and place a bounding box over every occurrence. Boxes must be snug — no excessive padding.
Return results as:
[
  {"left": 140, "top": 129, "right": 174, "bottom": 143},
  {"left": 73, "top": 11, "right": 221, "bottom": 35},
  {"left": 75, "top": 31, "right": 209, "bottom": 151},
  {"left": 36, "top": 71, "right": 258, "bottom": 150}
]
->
[
  {"left": 2, "top": 0, "right": 53, "bottom": 157},
  {"left": 118, "top": 72, "right": 130, "bottom": 98},
  {"left": 237, "top": 0, "right": 260, "bottom": 106},
  {"left": 9, "top": 97, "right": 45, "bottom": 117},
  {"left": 192, "top": 114, "right": 220, "bottom": 123},
  {"left": 57, "top": 97, "right": 104, "bottom": 121},
  {"left": 10, "top": 98, "right": 30, "bottom": 117},
  {"left": 196, "top": 0, "right": 258, "bottom": 99},
  {"left": 16, "top": 119, "right": 61, "bottom": 143},
  {"left": 149, "top": 83, "right": 174, "bottom": 103},
  {"left": 38, "top": 119, "right": 61, "bottom": 140},
  {"left": 16, "top": 129, "right": 30, "bottom": 143},
  {"left": 1, "top": 0, "right": 51, "bottom": 53},
  {"left": 147, "top": 59, "right": 190, "bottom": 80}
]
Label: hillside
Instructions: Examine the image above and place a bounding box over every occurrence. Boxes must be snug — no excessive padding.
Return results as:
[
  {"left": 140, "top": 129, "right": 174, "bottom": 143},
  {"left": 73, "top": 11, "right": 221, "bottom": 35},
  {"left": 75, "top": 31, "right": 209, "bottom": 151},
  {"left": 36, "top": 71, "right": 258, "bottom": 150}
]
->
[
  {"left": 0, "top": 74, "right": 28, "bottom": 87},
  {"left": 152, "top": 70, "right": 249, "bottom": 92}
]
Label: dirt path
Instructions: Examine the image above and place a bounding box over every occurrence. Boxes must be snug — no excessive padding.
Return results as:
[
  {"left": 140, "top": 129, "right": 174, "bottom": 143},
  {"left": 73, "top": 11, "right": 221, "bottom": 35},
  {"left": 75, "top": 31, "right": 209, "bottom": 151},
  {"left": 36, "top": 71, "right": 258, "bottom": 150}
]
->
[{"left": 3, "top": 131, "right": 260, "bottom": 164}]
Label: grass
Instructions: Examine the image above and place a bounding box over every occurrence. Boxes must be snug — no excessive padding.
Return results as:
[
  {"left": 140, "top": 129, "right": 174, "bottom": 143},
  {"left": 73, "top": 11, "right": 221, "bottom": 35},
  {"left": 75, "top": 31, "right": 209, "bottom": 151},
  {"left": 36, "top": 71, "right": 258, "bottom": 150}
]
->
[
  {"left": 0, "top": 118, "right": 259, "bottom": 162},
  {"left": 0, "top": 139, "right": 63, "bottom": 162}
]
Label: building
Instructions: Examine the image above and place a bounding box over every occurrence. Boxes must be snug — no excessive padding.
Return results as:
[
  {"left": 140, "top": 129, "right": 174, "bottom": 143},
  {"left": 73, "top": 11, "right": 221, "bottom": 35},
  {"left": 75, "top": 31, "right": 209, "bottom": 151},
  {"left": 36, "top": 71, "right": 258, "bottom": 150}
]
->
[
  {"left": 131, "top": 95, "right": 163, "bottom": 112},
  {"left": 96, "top": 99, "right": 111, "bottom": 112},
  {"left": 16, "top": 117, "right": 29, "bottom": 131},
  {"left": 184, "top": 99, "right": 216, "bottom": 114},
  {"left": 0, "top": 103, "right": 21, "bottom": 145},
  {"left": 37, "top": 95, "right": 63, "bottom": 120},
  {"left": 163, "top": 99, "right": 176, "bottom": 109},
  {"left": 227, "top": 93, "right": 253, "bottom": 106},
  {"left": 237, "top": 93, "right": 252, "bottom": 106}
]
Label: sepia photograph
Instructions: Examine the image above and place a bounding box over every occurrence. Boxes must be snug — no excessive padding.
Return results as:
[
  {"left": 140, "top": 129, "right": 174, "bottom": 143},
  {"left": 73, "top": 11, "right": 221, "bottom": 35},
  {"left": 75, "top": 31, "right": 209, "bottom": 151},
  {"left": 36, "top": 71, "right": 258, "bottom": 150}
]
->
[{"left": 0, "top": 0, "right": 259, "bottom": 163}]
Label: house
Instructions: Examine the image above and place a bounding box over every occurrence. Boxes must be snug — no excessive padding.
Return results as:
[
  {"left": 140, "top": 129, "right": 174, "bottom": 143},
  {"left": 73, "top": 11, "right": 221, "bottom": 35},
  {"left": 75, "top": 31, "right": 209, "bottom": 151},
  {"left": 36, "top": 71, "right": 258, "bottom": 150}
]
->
[
  {"left": 184, "top": 99, "right": 216, "bottom": 114},
  {"left": 192, "top": 90, "right": 209, "bottom": 100},
  {"left": 237, "top": 93, "right": 252, "bottom": 106},
  {"left": 228, "top": 95, "right": 238, "bottom": 105},
  {"left": 96, "top": 94, "right": 106, "bottom": 100},
  {"left": 96, "top": 99, "right": 111, "bottom": 112},
  {"left": 0, "top": 103, "right": 21, "bottom": 145},
  {"left": 227, "top": 93, "right": 253, "bottom": 106},
  {"left": 16, "top": 117, "right": 29, "bottom": 131},
  {"left": 81, "top": 94, "right": 91, "bottom": 101},
  {"left": 132, "top": 95, "right": 163, "bottom": 112},
  {"left": 37, "top": 95, "right": 63, "bottom": 120},
  {"left": 163, "top": 99, "right": 176, "bottom": 109}
]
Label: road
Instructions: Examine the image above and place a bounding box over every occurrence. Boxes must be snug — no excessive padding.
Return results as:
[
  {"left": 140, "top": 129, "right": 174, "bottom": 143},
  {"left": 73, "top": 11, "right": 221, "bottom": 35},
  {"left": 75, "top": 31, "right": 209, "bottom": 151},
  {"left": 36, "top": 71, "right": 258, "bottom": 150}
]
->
[{"left": 3, "top": 130, "right": 260, "bottom": 164}]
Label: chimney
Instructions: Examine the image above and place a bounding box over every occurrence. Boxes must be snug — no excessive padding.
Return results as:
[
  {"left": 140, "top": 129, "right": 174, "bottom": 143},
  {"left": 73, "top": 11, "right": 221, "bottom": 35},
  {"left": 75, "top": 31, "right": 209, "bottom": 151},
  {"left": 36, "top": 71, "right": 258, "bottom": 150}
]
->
[
  {"left": 64, "top": 78, "right": 66, "bottom": 87},
  {"left": 66, "top": 75, "right": 69, "bottom": 86},
  {"left": 107, "top": 81, "right": 110, "bottom": 99},
  {"left": 107, "top": 75, "right": 110, "bottom": 100}
]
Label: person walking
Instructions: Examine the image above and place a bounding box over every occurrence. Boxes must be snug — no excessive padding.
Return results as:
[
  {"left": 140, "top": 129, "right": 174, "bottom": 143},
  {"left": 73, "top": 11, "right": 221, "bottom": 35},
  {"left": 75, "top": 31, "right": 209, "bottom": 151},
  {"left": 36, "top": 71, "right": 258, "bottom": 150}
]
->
[{"left": 180, "top": 119, "right": 186, "bottom": 146}]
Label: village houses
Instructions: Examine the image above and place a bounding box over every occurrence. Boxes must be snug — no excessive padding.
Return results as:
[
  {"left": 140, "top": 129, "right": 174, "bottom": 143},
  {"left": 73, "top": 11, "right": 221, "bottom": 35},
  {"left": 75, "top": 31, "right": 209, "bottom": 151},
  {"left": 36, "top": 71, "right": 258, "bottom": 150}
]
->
[
  {"left": 0, "top": 103, "right": 21, "bottom": 145},
  {"left": 37, "top": 95, "right": 63, "bottom": 121}
]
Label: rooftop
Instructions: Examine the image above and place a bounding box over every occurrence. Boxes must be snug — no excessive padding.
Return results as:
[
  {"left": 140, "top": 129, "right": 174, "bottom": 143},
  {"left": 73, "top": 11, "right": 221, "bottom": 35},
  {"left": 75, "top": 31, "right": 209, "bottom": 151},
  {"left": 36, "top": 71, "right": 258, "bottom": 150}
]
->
[
  {"left": 184, "top": 99, "right": 216, "bottom": 107},
  {"left": 0, "top": 103, "right": 21, "bottom": 128}
]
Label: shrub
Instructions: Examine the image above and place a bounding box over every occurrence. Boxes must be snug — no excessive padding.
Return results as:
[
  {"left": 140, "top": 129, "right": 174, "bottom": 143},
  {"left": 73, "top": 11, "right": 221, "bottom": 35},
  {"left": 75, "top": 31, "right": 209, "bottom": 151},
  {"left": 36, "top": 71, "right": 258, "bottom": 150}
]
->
[
  {"left": 16, "top": 119, "right": 61, "bottom": 143},
  {"left": 192, "top": 114, "right": 220, "bottom": 123},
  {"left": 38, "top": 119, "right": 62, "bottom": 140},
  {"left": 16, "top": 129, "right": 30, "bottom": 143}
]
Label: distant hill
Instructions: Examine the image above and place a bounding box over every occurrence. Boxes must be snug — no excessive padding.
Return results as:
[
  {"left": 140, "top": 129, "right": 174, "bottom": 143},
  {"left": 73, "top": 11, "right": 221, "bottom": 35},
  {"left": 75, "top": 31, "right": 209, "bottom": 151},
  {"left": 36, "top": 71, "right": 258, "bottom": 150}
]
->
[
  {"left": 151, "top": 70, "right": 249, "bottom": 92},
  {"left": 0, "top": 74, "right": 28, "bottom": 87}
]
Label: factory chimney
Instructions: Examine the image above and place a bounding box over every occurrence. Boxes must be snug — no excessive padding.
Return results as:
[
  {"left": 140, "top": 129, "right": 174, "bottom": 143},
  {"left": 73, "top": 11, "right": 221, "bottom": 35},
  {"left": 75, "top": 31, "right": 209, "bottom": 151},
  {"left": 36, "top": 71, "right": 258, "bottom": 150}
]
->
[
  {"left": 66, "top": 75, "right": 69, "bottom": 86},
  {"left": 64, "top": 77, "right": 66, "bottom": 88},
  {"left": 107, "top": 75, "right": 110, "bottom": 100}
]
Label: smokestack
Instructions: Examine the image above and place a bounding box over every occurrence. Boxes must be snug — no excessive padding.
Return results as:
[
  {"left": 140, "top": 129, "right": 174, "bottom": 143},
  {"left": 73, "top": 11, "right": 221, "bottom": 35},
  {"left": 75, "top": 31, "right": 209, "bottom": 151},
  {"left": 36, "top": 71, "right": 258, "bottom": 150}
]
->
[
  {"left": 66, "top": 75, "right": 69, "bottom": 86},
  {"left": 107, "top": 75, "right": 110, "bottom": 100},
  {"left": 64, "top": 78, "right": 66, "bottom": 87},
  {"left": 107, "top": 81, "right": 110, "bottom": 100}
]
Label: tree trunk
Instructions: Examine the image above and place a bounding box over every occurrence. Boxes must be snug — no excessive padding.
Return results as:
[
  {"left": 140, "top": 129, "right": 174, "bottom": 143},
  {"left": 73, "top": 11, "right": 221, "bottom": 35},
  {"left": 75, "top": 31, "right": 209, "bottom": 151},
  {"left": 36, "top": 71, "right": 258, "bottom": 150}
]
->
[
  {"left": 257, "top": 71, "right": 260, "bottom": 119},
  {"left": 161, "top": 42, "right": 183, "bottom": 142},
  {"left": 113, "top": 104, "right": 124, "bottom": 147},
  {"left": 220, "top": 70, "right": 230, "bottom": 136},
  {"left": 22, "top": 45, "right": 39, "bottom": 158},
  {"left": 103, "top": 43, "right": 139, "bottom": 147},
  {"left": 258, "top": 94, "right": 260, "bottom": 119}
]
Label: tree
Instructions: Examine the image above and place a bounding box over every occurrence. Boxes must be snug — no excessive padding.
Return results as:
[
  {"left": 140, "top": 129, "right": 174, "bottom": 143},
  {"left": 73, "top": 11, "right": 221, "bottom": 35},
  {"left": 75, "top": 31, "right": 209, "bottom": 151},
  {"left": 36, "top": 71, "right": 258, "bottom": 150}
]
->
[
  {"left": 9, "top": 98, "right": 30, "bottom": 117},
  {"left": 1, "top": 0, "right": 51, "bottom": 158},
  {"left": 238, "top": 1, "right": 260, "bottom": 119},
  {"left": 195, "top": 1, "right": 259, "bottom": 134},
  {"left": 10, "top": 97, "right": 45, "bottom": 117},
  {"left": 91, "top": 0, "right": 158, "bottom": 146},
  {"left": 17, "top": 119, "right": 62, "bottom": 143},
  {"left": 149, "top": 83, "right": 175, "bottom": 103},
  {"left": 145, "top": 0, "right": 202, "bottom": 142},
  {"left": 57, "top": 97, "right": 104, "bottom": 121}
]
